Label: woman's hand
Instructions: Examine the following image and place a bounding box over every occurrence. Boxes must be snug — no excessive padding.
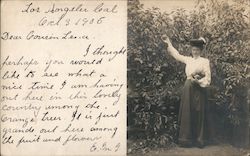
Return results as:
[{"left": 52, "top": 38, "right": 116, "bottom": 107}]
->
[
  {"left": 191, "top": 77, "right": 200, "bottom": 84},
  {"left": 193, "top": 75, "right": 201, "bottom": 80},
  {"left": 161, "top": 35, "right": 171, "bottom": 46}
]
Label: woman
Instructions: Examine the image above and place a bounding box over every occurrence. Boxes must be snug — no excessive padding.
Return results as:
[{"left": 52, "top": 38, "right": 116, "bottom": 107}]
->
[{"left": 163, "top": 36, "right": 211, "bottom": 148}]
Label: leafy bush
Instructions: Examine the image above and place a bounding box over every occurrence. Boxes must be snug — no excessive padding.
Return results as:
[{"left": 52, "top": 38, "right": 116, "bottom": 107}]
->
[{"left": 127, "top": 0, "right": 250, "bottom": 152}]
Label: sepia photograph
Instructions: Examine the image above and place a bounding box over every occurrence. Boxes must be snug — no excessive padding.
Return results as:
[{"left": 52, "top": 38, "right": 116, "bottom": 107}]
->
[{"left": 127, "top": 0, "right": 250, "bottom": 155}]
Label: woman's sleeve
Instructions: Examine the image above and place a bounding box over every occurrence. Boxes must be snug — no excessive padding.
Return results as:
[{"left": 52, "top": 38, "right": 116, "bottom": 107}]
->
[
  {"left": 198, "top": 59, "right": 211, "bottom": 87},
  {"left": 167, "top": 45, "right": 189, "bottom": 64}
]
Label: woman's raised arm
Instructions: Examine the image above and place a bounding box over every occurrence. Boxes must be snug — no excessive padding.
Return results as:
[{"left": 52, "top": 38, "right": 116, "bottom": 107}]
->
[{"left": 162, "top": 36, "right": 188, "bottom": 64}]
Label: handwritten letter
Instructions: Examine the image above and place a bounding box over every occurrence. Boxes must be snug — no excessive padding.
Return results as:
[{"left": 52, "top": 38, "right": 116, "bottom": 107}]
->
[{"left": 0, "top": 1, "right": 126, "bottom": 155}]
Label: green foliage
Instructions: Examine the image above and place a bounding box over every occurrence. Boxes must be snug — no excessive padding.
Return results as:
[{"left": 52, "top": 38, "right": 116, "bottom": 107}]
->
[{"left": 127, "top": 0, "right": 250, "bottom": 151}]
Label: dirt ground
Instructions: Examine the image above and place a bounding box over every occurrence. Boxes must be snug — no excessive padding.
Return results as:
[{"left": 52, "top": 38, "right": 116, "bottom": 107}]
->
[{"left": 128, "top": 144, "right": 250, "bottom": 156}]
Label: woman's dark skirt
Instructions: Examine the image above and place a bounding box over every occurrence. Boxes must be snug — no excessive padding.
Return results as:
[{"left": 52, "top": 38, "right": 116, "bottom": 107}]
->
[{"left": 178, "top": 79, "right": 208, "bottom": 147}]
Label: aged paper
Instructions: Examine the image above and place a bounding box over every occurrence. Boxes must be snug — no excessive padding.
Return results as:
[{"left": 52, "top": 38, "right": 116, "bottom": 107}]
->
[{"left": 0, "top": 1, "right": 127, "bottom": 156}]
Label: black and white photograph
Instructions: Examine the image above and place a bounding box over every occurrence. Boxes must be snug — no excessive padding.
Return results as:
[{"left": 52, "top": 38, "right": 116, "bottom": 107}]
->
[{"left": 127, "top": 0, "right": 250, "bottom": 155}]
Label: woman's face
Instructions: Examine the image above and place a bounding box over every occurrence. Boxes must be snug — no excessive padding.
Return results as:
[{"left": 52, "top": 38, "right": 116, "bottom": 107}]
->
[{"left": 191, "top": 46, "right": 201, "bottom": 59}]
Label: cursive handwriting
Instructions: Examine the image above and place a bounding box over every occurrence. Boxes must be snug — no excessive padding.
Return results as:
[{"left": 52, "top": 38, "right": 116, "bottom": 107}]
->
[{"left": 2, "top": 1, "right": 125, "bottom": 155}]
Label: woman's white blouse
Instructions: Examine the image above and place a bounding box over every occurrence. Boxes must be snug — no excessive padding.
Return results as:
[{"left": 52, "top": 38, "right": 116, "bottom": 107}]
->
[{"left": 168, "top": 45, "right": 211, "bottom": 87}]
